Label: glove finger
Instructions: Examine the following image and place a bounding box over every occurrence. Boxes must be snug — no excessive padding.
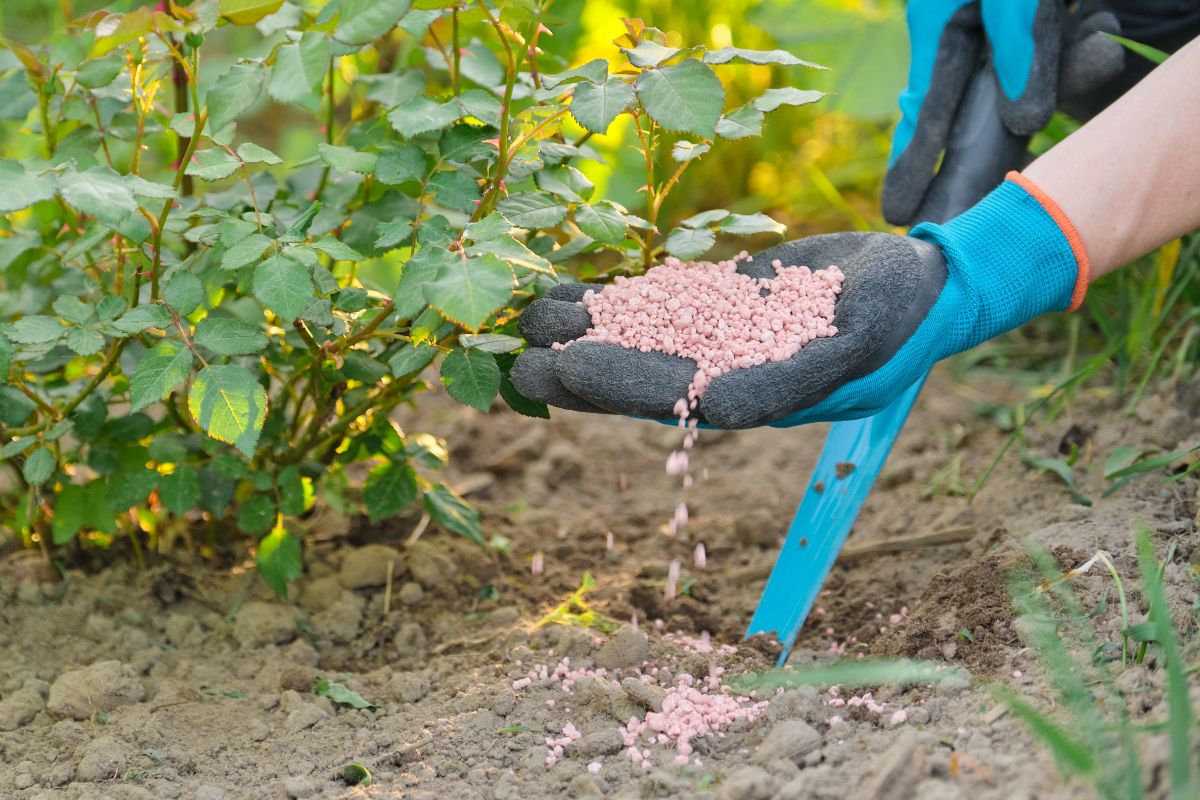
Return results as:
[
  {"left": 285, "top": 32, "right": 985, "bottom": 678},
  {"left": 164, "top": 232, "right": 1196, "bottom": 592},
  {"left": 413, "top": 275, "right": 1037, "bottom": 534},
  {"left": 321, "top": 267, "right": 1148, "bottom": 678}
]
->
[
  {"left": 510, "top": 347, "right": 611, "bottom": 414},
  {"left": 1058, "top": 12, "right": 1125, "bottom": 100},
  {"left": 555, "top": 340, "right": 697, "bottom": 420},
  {"left": 547, "top": 283, "right": 593, "bottom": 302},
  {"left": 982, "top": 0, "right": 1062, "bottom": 135},
  {"left": 518, "top": 297, "right": 592, "bottom": 347},
  {"left": 883, "top": 2, "right": 982, "bottom": 226}
]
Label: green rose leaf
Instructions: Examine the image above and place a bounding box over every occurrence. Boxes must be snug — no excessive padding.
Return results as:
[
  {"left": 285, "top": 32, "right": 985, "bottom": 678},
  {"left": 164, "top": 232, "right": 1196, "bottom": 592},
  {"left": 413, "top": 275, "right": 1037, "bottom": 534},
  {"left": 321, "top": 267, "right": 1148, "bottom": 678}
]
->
[
  {"left": 719, "top": 212, "right": 787, "bottom": 236},
  {"left": 220, "top": 232, "right": 274, "bottom": 270},
  {"left": 715, "top": 105, "right": 765, "bottom": 140},
  {"left": 159, "top": 466, "right": 201, "bottom": 516},
  {"left": 58, "top": 166, "right": 137, "bottom": 226},
  {"left": 268, "top": 31, "right": 329, "bottom": 111},
  {"left": 680, "top": 208, "right": 730, "bottom": 228},
  {"left": 189, "top": 364, "right": 268, "bottom": 458},
  {"left": 387, "top": 96, "right": 462, "bottom": 138},
  {"left": 130, "top": 340, "right": 193, "bottom": 412},
  {"left": 318, "top": 143, "right": 377, "bottom": 175},
  {"left": 53, "top": 296, "right": 93, "bottom": 325},
  {"left": 423, "top": 484, "right": 484, "bottom": 546},
  {"left": 388, "top": 342, "right": 437, "bottom": 378},
  {"left": 751, "top": 87, "right": 825, "bottom": 113},
  {"left": 671, "top": 141, "right": 711, "bottom": 162},
  {"left": 541, "top": 58, "right": 608, "bottom": 90},
  {"left": 66, "top": 328, "right": 105, "bottom": 356},
  {"left": 622, "top": 40, "right": 681, "bottom": 68},
  {"left": 164, "top": 271, "right": 204, "bottom": 316},
  {"left": 459, "top": 333, "right": 523, "bottom": 354},
  {"left": 111, "top": 304, "right": 172, "bottom": 335},
  {"left": 253, "top": 254, "right": 315, "bottom": 320},
  {"left": 703, "top": 47, "right": 825, "bottom": 68},
  {"left": 363, "top": 460, "right": 418, "bottom": 522},
  {"left": 206, "top": 62, "right": 268, "bottom": 134},
  {"left": 569, "top": 78, "right": 636, "bottom": 135},
  {"left": 186, "top": 149, "right": 242, "bottom": 181},
  {"left": 237, "top": 493, "right": 276, "bottom": 535},
  {"left": 194, "top": 317, "right": 268, "bottom": 356},
  {"left": 23, "top": 446, "right": 55, "bottom": 485},
  {"left": 439, "top": 347, "right": 500, "bottom": 411},
  {"left": 575, "top": 202, "right": 628, "bottom": 244},
  {"left": 665, "top": 226, "right": 716, "bottom": 260},
  {"left": 11, "top": 316, "right": 65, "bottom": 344},
  {"left": 236, "top": 142, "right": 283, "bottom": 165},
  {"left": 423, "top": 253, "right": 514, "bottom": 331},
  {"left": 256, "top": 523, "right": 302, "bottom": 597},
  {"left": 0, "top": 160, "right": 56, "bottom": 213},
  {"left": 635, "top": 58, "right": 724, "bottom": 139},
  {"left": 427, "top": 170, "right": 482, "bottom": 214},
  {"left": 335, "top": 0, "right": 413, "bottom": 46},
  {"left": 312, "top": 236, "right": 365, "bottom": 262},
  {"left": 496, "top": 192, "right": 568, "bottom": 230},
  {"left": 375, "top": 145, "right": 428, "bottom": 185},
  {"left": 52, "top": 482, "right": 116, "bottom": 544}
]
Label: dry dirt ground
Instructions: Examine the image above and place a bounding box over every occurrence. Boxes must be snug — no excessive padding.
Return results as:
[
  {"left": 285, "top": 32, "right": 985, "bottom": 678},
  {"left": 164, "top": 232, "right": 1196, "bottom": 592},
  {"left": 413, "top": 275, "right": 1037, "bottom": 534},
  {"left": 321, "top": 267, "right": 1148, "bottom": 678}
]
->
[{"left": 1, "top": 365, "right": 1198, "bottom": 800}]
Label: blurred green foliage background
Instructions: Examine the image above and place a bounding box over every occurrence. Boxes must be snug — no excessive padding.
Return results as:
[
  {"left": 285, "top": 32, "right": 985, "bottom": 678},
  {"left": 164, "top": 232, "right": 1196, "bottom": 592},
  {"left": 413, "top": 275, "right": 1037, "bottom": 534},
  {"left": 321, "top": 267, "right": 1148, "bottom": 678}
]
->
[{"left": 0, "top": 0, "right": 908, "bottom": 238}]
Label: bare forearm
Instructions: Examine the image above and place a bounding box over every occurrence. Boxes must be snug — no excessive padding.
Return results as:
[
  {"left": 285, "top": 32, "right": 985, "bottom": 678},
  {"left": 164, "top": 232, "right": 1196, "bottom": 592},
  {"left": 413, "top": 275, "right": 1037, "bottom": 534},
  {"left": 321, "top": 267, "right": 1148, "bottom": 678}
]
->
[{"left": 1023, "top": 35, "right": 1200, "bottom": 281}]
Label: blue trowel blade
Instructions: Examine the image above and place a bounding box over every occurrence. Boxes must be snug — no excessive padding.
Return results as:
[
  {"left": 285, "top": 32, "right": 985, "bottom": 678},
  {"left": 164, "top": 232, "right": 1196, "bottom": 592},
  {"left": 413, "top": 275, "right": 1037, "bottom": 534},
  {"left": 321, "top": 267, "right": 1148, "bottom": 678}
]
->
[{"left": 745, "top": 376, "right": 926, "bottom": 665}]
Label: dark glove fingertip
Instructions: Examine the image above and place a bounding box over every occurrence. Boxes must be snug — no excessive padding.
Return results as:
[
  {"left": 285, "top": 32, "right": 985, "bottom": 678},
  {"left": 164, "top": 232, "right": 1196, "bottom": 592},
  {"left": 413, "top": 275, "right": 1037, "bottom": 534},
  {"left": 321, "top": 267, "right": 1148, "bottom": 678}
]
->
[
  {"left": 518, "top": 298, "right": 593, "bottom": 347},
  {"left": 547, "top": 283, "right": 593, "bottom": 303},
  {"left": 510, "top": 349, "right": 609, "bottom": 414},
  {"left": 556, "top": 341, "right": 694, "bottom": 419}
]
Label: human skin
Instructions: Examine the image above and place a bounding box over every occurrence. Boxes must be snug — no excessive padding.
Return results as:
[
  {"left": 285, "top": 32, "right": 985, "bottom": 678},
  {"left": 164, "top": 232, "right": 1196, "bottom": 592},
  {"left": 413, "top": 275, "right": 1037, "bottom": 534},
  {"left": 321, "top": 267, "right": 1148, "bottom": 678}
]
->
[{"left": 1023, "top": 35, "right": 1200, "bottom": 281}]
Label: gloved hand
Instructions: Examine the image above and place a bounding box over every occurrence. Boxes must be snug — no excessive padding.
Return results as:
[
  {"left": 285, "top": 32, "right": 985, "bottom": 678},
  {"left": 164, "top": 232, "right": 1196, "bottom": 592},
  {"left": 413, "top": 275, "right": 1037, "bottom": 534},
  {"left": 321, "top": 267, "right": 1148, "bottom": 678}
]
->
[
  {"left": 884, "top": 0, "right": 1125, "bottom": 226},
  {"left": 512, "top": 173, "right": 1089, "bottom": 428}
]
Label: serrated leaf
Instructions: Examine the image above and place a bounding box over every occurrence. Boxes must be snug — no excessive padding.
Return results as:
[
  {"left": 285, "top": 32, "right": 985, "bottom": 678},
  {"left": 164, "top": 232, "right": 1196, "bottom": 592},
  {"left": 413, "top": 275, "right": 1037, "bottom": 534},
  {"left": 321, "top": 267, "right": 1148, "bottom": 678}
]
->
[
  {"left": 194, "top": 317, "right": 268, "bottom": 356},
  {"left": 53, "top": 296, "right": 93, "bottom": 325},
  {"left": 534, "top": 165, "right": 593, "bottom": 203},
  {"left": 440, "top": 347, "right": 500, "bottom": 411},
  {"left": 318, "top": 143, "right": 377, "bottom": 174},
  {"left": 0, "top": 160, "right": 56, "bottom": 213},
  {"left": 387, "top": 96, "right": 462, "bottom": 138},
  {"left": 219, "top": 0, "right": 284, "bottom": 24},
  {"left": 635, "top": 59, "right": 724, "bottom": 138},
  {"left": 23, "top": 446, "right": 55, "bottom": 485},
  {"left": 277, "top": 465, "right": 306, "bottom": 516},
  {"left": 236, "top": 142, "right": 283, "bottom": 164},
  {"left": 342, "top": 351, "right": 389, "bottom": 382},
  {"left": 665, "top": 226, "right": 716, "bottom": 260},
  {"left": 466, "top": 235, "right": 551, "bottom": 276},
  {"left": 268, "top": 31, "right": 328, "bottom": 111},
  {"left": 569, "top": 78, "right": 636, "bottom": 134},
  {"left": 76, "top": 54, "right": 124, "bottom": 88},
  {"left": 237, "top": 493, "right": 276, "bottom": 534},
  {"left": 11, "top": 316, "right": 64, "bottom": 344},
  {"left": 703, "top": 47, "right": 825, "bottom": 68},
  {"left": 207, "top": 62, "right": 268, "bottom": 134},
  {"left": 66, "top": 328, "right": 105, "bottom": 355},
  {"left": 541, "top": 58, "right": 608, "bottom": 90},
  {"left": 160, "top": 466, "right": 201, "bottom": 515},
  {"left": 335, "top": 0, "right": 413, "bottom": 46},
  {"left": 575, "top": 202, "right": 628, "bottom": 244},
  {"left": 130, "top": 340, "right": 193, "bottom": 412},
  {"left": 253, "top": 254, "right": 315, "bottom": 320},
  {"left": 313, "top": 236, "right": 365, "bottom": 262},
  {"left": 221, "top": 232, "right": 273, "bottom": 270},
  {"left": 257, "top": 523, "right": 301, "bottom": 597},
  {"left": 622, "top": 40, "right": 681, "bottom": 67},
  {"left": 58, "top": 166, "right": 137, "bottom": 225},
  {"left": 123, "top": 174, "right": 176, "bottom": 200},
  {"left": 97, "top": 295, "right": 127, "bottom": 320},
  {"left": 186, "top": 149, "right": 241, "bottom": 181},
  {"left": 0, "top": 335, "right": 10, "bottom": 383},
  {"left": 375, "top": 217, "right": 415, "bottom": 252},
  {"left": 719, "top": 212, "right": 787, "bottom": 237},
  {"left": 496, "top": 192, "right": 568, "bottom": 229},
  {"left": 671, "top": 141, "right": 710, "bottom": 162},
  {"left": 715, "top": 105, "right": 764, "bottom": 140},
  {"left": 460, "top": 333, "right": 523, "bottom": 354},
  {"left": 189, "top": 364, "right": 268, "bottom": 457},
  {"left": 315, "top": 679, "right": 375, "bottom": 709},
  {"left": 428, "top": 170, "right": 481, "bottom": 214},
  {"left": 751, "top": 87, "right": 824, "bottom": 112},
  {"left": 424, "top": 254, "right": 514, "bottom": 331},
  {"left": 363, "top": 460, "right": 418, "bottom": 522},
  {"left": 496, "top": 351, "right": 550, "bottom": 419},
  {"left": 680, "top": 208, "right": 730, "bottom": 228},
  {"left": 423, "top": 484, "right": 483, "bottom": 546},
  {"left": 388, "top": 342, "right": 437, "bottom": 377},
  {"left": 376, "top": 145, "right": 428, "bottom": 185},
  {"left": 51, "top": 484, "right": 87, "bottom": 544},
  {"left": 164, "top": 271, "right": 204, "bottom": 315},
  {"left": 111, "top": 304, "right": 172, "bottom": 335}
]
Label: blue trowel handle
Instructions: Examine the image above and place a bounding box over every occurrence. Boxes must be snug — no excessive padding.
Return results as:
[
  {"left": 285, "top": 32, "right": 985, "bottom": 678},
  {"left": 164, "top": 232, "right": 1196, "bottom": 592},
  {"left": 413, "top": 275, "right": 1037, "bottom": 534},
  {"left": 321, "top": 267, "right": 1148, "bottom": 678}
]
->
[{"left": 747, "top": 63, "right": 1030, "bottom": 663}]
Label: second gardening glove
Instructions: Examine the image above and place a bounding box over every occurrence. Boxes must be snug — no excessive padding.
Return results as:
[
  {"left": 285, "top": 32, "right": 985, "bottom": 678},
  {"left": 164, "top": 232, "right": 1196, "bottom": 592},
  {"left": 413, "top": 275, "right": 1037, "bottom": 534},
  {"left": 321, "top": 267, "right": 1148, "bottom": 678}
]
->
[
  {"left": 884, "top": 0, "right": 1125, "bottom": 225},
  {"left": 512, "top": 173, "right": 1089, "bottom": 428}
]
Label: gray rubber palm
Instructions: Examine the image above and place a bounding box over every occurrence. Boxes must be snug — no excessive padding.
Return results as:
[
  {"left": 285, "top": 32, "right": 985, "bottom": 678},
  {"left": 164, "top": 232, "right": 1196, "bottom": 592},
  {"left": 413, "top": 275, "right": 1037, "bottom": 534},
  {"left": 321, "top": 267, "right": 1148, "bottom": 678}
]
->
[{"left": 511, "top": 233, "right": 948, "bottom": 428}]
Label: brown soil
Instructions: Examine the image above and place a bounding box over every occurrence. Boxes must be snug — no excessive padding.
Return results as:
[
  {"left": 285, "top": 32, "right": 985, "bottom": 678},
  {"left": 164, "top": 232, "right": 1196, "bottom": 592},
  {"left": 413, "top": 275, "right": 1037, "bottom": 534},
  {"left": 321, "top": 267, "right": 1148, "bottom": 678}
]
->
[{"left": 0, "top": 365, "right": 1197, "bottom": 800}]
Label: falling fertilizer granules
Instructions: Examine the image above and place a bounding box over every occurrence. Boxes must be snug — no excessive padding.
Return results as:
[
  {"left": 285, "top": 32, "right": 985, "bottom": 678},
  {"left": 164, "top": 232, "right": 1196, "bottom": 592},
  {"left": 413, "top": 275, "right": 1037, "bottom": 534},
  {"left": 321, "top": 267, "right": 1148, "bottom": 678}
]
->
[{"left": 562, "top": 252, "right": 844, "bottom": 555}]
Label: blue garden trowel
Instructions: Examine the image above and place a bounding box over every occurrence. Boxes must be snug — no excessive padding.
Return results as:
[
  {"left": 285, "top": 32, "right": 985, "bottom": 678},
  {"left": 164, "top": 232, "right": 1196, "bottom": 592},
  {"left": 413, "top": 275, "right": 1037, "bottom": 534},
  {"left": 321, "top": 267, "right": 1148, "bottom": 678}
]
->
[{"left": 746, "top": 65, "right": 1030, "bottom": 664}]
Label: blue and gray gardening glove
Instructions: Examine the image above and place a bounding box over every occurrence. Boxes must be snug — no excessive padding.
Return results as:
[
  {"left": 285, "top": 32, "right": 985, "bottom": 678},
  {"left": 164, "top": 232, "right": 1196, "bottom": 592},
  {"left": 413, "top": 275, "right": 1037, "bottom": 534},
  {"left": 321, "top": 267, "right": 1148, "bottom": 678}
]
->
[
  {"left": 512, "top": 173, "right": 1090, "bottom": 428},
  {"left": 884, "top": 0, "right": 1125, "bottom": 225}
]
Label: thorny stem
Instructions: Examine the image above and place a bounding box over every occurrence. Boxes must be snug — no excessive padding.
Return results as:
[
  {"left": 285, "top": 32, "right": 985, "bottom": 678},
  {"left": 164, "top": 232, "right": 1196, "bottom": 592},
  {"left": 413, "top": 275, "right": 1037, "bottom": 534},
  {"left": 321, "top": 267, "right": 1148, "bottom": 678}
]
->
[
  {"left": 473, "top": 0, "right": 517, "bottom": 221},
  {"left": 288, "top": 379, "right": 407, "bottom": 464},
  {"left": 314, "top": 53, "right": 337, "bottom": 199},
  {"left": 634, "top": 113, "right": 656, "bottom": 268},
  {"left": 338, "top": 300, "right": 395, "bottom": 353},
  {"left": 451, "top": 7, "right": 462, "bottom": 96},
  {"left": 150, "top": 110, "right": 207, "bottom": 302}
]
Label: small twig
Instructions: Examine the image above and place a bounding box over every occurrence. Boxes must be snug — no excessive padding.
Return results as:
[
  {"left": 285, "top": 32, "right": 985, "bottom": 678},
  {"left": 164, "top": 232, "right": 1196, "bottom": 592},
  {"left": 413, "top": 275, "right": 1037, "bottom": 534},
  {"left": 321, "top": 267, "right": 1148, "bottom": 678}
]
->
[{"left": 406, "top": 513, "right": 431, "bottom": 547}]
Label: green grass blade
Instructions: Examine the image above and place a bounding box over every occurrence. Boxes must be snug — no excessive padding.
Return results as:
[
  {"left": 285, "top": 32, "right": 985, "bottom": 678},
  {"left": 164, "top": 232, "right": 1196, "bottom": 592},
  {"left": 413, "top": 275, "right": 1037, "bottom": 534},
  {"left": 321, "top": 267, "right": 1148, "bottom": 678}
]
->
[
  {"left": 1101, "top": 32, "right": 1170, "bottom": 65},
  {"left": 729, "top": 658, "right": 970, "bottom": 693},
  {"left": 1135, "top": 526, "right": 1194, "bottom": 800},
  {"left": 995, "top": 687, "right": 1096, "bottom": 776}
]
